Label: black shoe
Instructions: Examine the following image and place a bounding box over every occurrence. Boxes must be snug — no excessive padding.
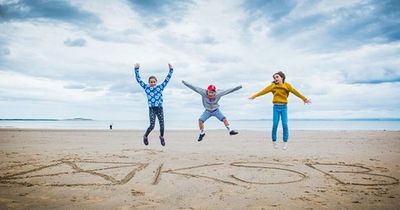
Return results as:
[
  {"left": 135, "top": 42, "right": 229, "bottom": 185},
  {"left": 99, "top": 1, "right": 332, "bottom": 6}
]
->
[
  {"left": 143, "top": 136, "right": 148, "bottom": 146},
  {"left": 198, "top": 133, "right": 205, "bottom": 141},
  {"left": 229, "top": 130, "right": 238, "bottom": 135},
  {"left": 160, "top": 136, "right": 165, "bottom": 146}
]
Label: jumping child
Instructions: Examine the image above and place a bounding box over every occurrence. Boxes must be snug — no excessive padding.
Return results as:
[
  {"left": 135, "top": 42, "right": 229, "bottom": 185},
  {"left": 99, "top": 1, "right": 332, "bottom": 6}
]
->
[
  {"left": 182, "top": 80, "right": 242, "bottom": 141},
  {"left": 249, "top": 71, "right": 311, "bottom": 150},
  {"left": 134, "top": 63, "right": 173, "bottom": 146}
]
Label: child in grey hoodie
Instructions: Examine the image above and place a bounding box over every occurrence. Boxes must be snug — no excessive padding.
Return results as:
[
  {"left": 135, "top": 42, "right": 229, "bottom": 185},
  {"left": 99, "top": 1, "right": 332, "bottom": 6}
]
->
[{"left": 182, "top": 80, "right": 242, "bottom": 141}]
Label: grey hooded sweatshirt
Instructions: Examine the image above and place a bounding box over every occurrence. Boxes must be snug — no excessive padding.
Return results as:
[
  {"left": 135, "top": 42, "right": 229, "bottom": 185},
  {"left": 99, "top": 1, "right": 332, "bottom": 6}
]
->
[{"left": 182, "top": 80, "right": 242, "bottom": 111}]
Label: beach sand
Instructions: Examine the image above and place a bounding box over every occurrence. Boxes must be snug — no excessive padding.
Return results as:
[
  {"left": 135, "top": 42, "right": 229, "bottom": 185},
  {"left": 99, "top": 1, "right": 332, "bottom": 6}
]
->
[{"left": 0, "top": 129, "right": 399, "bottom": 209}]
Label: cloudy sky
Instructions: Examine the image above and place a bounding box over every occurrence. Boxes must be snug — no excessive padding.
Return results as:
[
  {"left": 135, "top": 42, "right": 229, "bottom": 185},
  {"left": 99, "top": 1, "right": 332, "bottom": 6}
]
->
[{"left": 0, "top": 0, "right": 399, "bottom": 121}]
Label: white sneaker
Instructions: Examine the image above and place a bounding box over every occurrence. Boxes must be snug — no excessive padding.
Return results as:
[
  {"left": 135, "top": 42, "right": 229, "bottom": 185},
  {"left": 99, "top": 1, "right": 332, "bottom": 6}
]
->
[
  {"left": 283, "top": 142, "right": 288, "bottom": 150},
  {"left": 273, "top": 141, "right": 278, "bottom": 149}
]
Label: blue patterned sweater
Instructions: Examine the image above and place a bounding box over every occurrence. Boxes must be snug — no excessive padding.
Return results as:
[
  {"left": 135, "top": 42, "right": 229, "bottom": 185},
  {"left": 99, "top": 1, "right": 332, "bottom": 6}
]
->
[{"left": 135, "top": 67, "right": 173, "bottom": 107}]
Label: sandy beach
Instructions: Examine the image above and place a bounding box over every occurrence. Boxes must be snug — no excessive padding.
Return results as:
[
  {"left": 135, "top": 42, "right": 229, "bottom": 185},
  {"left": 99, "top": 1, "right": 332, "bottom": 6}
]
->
[{"left": 0, "top": 129, "right": 399, "bottom": 209}]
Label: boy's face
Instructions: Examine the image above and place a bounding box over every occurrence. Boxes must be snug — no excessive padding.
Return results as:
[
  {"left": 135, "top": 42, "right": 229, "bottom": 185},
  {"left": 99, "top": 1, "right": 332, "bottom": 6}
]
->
[
  {"left": 273, "top": 74, "right": 283, "bottom": 84},
  {"left": 207, "top": 90, "right": 216, "bottom": 98},
  {"left": 149, "top": 78, "right": 157, "bottom": 87}
]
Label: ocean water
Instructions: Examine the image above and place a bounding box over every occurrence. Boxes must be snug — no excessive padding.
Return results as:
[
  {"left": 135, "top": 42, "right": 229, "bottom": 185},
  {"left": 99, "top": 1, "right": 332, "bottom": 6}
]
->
[{"left": 1, "top": 119, "right": 399, "bottom": 131}]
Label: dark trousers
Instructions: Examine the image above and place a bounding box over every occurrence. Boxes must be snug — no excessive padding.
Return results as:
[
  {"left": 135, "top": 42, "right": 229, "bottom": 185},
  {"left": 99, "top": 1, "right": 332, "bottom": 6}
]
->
[{"left": 144, "top": 107, "right": 164, "bottom": 137}]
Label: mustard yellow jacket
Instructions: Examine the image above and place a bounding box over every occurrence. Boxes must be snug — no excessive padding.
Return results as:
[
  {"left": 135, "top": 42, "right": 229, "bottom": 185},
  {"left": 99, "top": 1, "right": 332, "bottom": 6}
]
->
[{"left": 251, "top": 82, "right": 307, "bottom": 104}]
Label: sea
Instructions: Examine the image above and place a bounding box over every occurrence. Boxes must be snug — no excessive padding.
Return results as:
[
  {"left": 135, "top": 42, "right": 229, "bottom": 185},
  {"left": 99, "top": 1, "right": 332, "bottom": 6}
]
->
[{"left": 1, "top": 119, "right": 399, "bottom": 131}]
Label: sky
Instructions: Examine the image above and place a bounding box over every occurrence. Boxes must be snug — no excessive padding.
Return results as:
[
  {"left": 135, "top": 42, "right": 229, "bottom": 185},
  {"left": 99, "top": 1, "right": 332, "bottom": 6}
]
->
[{"left": 0, "top": 0, "right": 399, "bottom": 121}]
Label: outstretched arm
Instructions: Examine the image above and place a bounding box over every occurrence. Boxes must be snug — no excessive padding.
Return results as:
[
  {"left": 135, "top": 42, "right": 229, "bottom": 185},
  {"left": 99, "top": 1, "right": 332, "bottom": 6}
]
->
[
  {"left": 217, "top": 85, "right": 242, "bottom": 97},
  {"left": 288, "top": 84, "right": 311, "bottom": 104},
  {"left": 134, "top": 63, "right": 147, "bottom": 89},
  {"left": 159, "top": 63, "right": 174, "bottom": 90},
  {"left": 182, "top": 80, "right": 205, "bottom": 95},
  {"left": 248, "top": 83, "right": 274, "bottom": 100}
]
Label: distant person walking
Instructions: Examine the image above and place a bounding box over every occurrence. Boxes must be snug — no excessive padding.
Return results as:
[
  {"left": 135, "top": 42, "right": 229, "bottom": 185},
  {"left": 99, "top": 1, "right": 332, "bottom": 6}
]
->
[
  {"left": 134, "top": 63, "right": 173, "bottom": 146},
  {"left": 249, "top": 71, "right": 311, "bottom": 150}
]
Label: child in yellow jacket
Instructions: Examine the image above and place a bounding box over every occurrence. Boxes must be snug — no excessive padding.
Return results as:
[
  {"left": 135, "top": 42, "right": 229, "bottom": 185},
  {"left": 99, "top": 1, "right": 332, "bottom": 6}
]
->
[{"left": 249, "top": 71, "right": 311, "bottom": 150}]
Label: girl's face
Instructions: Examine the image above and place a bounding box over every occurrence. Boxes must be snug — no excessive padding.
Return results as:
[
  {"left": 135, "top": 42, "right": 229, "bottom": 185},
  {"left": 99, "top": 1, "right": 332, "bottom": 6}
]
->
[
  {"left": 207, "top": 90, "right": 216, "bottom": 98},
  {"left": 149, "top": 78, "right": 157, "bottom": 87},
  {"left": 273, "top": 74, "right": 283, "bottom": 84}
]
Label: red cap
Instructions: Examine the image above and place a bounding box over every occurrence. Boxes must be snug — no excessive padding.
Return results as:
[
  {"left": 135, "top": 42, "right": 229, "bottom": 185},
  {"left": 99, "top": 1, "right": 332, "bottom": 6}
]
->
[{"left": 207, "top": 85, "right": 216, "bottom": 92}]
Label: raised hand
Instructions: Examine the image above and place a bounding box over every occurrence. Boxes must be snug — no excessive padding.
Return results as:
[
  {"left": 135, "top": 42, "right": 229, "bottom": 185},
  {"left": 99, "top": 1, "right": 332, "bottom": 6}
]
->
[
  {"left": 168, "top": 63, "right": 173, "bottom": 69},
  {"left": 304, "top": 99, "right": 312, "bottom": 104},
  {"left": 135, "top": 63, "right": 140, "bottom": 69}
]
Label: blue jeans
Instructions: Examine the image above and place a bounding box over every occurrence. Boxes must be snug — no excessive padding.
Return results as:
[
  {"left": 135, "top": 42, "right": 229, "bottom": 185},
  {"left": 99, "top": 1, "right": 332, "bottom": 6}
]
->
[{"left": 272, "top": 104, "right": 288, "bottom": 142}]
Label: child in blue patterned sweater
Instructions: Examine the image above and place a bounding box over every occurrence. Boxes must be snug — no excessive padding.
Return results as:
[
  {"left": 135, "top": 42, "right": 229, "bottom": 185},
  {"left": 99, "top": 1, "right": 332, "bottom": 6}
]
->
[{"left": 134, "top": 63, "right": 173, "bottom": 146}]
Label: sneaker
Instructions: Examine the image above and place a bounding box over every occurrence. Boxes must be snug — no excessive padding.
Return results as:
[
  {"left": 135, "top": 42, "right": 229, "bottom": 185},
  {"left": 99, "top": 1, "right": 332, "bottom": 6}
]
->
[
  {"left": 283, "top": 142, "right": 288, "bottom": 150},
  {"left": 229, "top": 130, "right": 238, "bottom": 135},
  {"left": 160, "top": 136, "right": 165, "bottom": 146},
  {"left": 143, "top": 136, "right": 148, "bottom": 146},
  {"left": 198, "top": 133, "right": 205, "bottom": 141},
  {"left": 273, "top": 141, "right": 278, "bottom": 149}
]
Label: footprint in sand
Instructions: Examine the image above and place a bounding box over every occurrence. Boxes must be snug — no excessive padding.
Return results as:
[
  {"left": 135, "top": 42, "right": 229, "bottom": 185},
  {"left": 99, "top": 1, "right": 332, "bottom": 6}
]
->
[{"left": 131, "top": 189, "right": 145, "bottom": 196}]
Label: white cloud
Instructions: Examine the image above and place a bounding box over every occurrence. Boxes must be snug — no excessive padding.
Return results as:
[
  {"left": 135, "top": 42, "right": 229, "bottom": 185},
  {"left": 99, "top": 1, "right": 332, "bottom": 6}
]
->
[
  {"left": 0, "top": 71, "right": 106, "bottom": 102},
  {"left": 0, "top": 0, "right": 399, "bottom": 121}
]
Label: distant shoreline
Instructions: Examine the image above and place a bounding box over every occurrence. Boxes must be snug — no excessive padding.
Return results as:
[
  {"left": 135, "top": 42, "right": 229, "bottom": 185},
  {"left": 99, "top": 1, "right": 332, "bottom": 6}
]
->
[
  {"left": 0, "top": 118, "right": 93, "bottom": 121},
  {"left": 1, "top": 118, "right": 399, "bottom": 121}
]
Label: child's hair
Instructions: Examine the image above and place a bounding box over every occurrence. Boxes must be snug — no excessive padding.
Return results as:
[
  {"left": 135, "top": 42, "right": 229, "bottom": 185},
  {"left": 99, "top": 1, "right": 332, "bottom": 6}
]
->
[
  {"left": 148, "top": 76, "right": 157, "bottom": 82},
  {"left": 273, "top": 71, "right": 286, "bottom": 83}
]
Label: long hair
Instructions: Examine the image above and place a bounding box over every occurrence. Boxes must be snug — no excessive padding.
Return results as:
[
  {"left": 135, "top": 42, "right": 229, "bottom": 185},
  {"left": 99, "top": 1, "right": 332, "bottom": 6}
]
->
[{"left": 273, "top": 71, "right": 286, "bottom": 83}]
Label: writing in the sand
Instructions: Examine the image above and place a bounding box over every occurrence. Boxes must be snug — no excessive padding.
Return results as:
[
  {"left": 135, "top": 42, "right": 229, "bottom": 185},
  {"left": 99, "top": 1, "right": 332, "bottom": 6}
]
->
[
  {"left": 153, "top": 162, "right": 399, "bottom": 187},
  {"left": 0, "top": 161, "right": 398, "bottom": 187}
]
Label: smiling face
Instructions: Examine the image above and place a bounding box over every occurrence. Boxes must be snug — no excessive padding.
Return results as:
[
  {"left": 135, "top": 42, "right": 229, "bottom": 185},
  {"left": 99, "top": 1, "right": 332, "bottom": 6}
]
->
[
  {"left": 272, "top": 71, "right": 286, "bottom": 84},
  {"left": 148, "top": 77, "right": 157, "bottom": 87},
  {"left": 273, "top": 74, "right": 283, "bottom": 84},
  {"left": 207, "top": 90, "right": 216, "bottom": 99}
]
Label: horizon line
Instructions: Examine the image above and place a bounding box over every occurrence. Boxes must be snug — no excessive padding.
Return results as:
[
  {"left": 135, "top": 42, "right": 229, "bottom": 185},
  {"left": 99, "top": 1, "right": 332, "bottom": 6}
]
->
[{"left": 1, "top": 118, "right": 400, "bottom": 121}]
